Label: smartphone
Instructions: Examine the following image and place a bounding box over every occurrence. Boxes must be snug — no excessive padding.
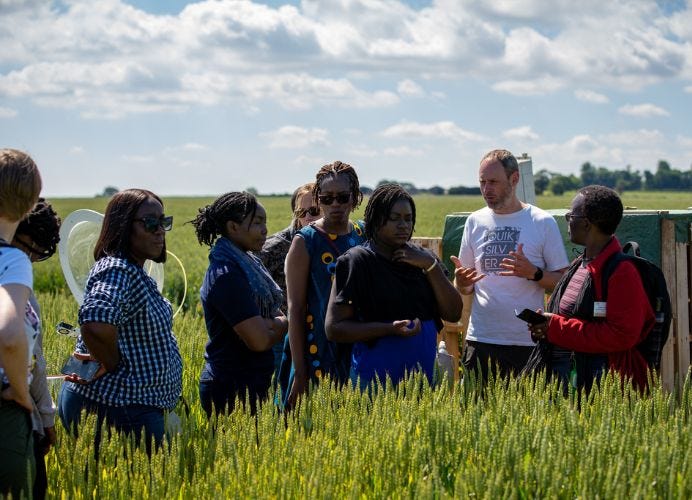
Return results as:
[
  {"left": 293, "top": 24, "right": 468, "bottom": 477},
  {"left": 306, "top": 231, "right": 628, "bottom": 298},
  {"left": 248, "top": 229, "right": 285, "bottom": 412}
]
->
[
  {"left": 514, "top": 308, "right": 546, "bottom": 325},
  {"left": 56, "top": 322, "right": 80, "bottom": 337},
  {"left": 60, "top": 356, "right": 101, "bottom": 382}
]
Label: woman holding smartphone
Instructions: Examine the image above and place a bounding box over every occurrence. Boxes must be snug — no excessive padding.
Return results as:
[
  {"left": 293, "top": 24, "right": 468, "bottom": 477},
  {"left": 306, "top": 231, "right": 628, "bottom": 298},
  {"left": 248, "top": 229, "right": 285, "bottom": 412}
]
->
[{"left": 58, "top": 189, "right": 183, "bottom": 452}]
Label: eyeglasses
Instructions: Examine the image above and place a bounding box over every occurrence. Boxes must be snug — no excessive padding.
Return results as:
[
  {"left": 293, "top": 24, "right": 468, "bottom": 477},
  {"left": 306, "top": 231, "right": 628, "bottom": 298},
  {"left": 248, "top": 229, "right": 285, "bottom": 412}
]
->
[
  {"left": 318, "top": 193, "right": 351, "bottom": 205},
  {"left": 565, "top": 212, "right": 588, "bottom": 223},
  {"left": 13, "top": 237, "right": 53, "bottom": 262},
  {"left": 295, "top": 206, "right": 320, "bottom": 218},
  {"left": 136, "top": 215, "right": 173, "bottom": 233}
]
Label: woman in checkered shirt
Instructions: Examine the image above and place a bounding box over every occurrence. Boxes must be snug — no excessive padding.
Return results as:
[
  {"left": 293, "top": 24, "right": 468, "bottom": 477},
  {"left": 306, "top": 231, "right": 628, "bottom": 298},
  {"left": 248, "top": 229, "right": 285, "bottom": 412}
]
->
[{"left": 58, "top": 189, "right": 183, "bottom": 453}]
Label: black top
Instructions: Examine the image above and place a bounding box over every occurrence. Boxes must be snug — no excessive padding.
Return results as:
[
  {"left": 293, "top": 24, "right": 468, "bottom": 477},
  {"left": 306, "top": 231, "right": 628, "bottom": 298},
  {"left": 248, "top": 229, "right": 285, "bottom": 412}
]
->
[
  {"left": 201, "top": 260, "right": 273, "bottom": 376},
  {"left": 334, "top": 242, "right": 442, "bottom": 328}
]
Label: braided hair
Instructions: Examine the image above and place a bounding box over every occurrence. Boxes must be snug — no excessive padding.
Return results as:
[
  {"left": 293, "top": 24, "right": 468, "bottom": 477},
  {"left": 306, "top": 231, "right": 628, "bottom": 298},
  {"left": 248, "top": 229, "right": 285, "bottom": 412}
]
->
[
  {"left": 15, "top": 197, "right": 61, "bottom": 257},
  {"left": 364, "top": 183, "right": 416, "bottom": 241},
  {"left": 190, "top": 191, "right": 258, "bottom": 247},
  {"left": 312, "top": 160, "right": 363, "bottom": 209}
]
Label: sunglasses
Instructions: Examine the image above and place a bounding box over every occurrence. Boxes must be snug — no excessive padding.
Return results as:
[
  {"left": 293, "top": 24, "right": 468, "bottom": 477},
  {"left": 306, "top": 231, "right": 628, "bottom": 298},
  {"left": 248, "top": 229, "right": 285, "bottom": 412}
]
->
[
  {"left": 136, "top": 215, "right": 173, "bottom": 233},
  {"left": 565, "top": 212, "right": 588, "bottom": 223},
  {"left": 294, "top": 206, "right": 320, "bottom": 218},
  {"left": 14, "top": 237, "right": 53, "bottom": 262},
  {"left": 318, "top": 193, "right": 351, "bottom": 205}
]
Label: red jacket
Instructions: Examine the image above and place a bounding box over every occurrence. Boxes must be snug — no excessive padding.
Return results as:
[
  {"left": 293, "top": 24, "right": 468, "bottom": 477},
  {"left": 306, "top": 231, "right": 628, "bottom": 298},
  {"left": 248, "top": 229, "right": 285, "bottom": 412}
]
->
[{"left": 546, "top": 237, "right": 655, "bottom": 389}]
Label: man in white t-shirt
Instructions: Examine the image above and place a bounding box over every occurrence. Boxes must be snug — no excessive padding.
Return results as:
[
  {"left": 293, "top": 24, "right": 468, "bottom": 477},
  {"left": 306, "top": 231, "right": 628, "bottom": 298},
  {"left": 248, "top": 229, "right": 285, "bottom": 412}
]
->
[{"left": 451, "top": 149, "right": 569, "bottom": 378}]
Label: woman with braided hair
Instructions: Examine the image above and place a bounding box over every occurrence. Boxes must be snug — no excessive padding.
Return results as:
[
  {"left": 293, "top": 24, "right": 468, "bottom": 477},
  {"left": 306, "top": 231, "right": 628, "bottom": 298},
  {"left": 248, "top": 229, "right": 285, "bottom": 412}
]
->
[
  {"left": 282, "top": 161, "right": 366, "bottom": 408},
  {"left": 191, "top": 192, "right": 287, "bottom": 416},
  {"left": 325, "top": 183, "right": 462, "bottom": 390}
]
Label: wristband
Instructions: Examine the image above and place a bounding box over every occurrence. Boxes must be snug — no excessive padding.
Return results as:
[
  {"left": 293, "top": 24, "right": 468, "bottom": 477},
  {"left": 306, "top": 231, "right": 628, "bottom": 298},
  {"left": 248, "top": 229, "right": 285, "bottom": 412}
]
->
[{"left": 423, "top": 260, "right": 438, "bottom": 274}]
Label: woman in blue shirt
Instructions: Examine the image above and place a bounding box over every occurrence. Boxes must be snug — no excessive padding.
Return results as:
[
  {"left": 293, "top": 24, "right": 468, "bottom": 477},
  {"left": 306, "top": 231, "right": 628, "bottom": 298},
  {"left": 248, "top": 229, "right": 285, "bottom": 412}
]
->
[
  {"left": 191, "top": 192, "right": 287, "bottom": 417},
  {"left": 325, "top": 183, "right": 462, "bottom": 390},
  {"left": 58, "top": 189, "right": 183, "bottom": 452}
]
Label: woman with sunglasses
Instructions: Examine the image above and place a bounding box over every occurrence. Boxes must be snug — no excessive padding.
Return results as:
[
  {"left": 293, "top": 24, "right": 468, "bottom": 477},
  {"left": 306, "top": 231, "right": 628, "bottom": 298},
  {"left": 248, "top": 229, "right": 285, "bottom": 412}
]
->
[
  {"left": 58, "top": 189, "right": 182, "bottom": 453},
  {"left": 325, "top": 184, "right": 462, "bottom": 390},
  {"left": 191, "top": 192, "right": 287, "bottom": 416},
  {"left": 260, "top": 183, "right": 320, "bottom": 379},
  {"left": 12, "top": 198, "right": 60, "bottom": 500},
  {"left": 282, "top": 161, "right": 365, "bottom": 408}
]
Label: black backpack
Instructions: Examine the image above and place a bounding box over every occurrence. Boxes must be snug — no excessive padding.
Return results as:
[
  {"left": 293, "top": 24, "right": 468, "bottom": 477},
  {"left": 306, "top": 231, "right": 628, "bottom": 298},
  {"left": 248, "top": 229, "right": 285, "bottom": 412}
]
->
[{"left": 601, "top": 241, "right": 672, "bottom": 370}]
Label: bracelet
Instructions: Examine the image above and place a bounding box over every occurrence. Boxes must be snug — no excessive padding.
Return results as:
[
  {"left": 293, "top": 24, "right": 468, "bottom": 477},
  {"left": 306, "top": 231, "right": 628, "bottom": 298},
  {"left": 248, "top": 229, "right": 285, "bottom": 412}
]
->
[{"left": 423, "top": 260, "right": 438, "bottom": 274}]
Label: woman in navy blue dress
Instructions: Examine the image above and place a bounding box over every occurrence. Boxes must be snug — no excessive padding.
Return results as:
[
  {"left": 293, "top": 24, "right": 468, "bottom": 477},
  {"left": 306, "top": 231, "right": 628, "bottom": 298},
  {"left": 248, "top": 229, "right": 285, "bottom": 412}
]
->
[{"left": 192, "top": 192, "right": 287, "bottom": 416}]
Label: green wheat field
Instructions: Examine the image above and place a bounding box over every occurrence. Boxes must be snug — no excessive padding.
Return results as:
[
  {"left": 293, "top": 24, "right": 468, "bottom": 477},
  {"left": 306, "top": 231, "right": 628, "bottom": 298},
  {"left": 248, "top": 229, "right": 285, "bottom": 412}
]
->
[{"left": 32, "top": 191, "right": 692, "bottom": 498}]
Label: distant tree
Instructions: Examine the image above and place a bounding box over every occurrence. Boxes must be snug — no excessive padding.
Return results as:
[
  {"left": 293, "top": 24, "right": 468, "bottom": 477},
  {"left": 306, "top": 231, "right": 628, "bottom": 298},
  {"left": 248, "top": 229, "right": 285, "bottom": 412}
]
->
[
  {"left": 533, "top": 169, "right": 551, "bottom": 195},
  {"left": 246, "top": 187, "right": 259, "bottom": 196},
  {"left": 448, "top": 185, "right": 481, "bottom": 195},
  {"left": 98, "top": 186, "right": 119, "bottom": 197},
  {"left": 549, "top": 174, "right": 579, "bottom": 195},
  {"left": 427, "top": 185, "right": 445, "bottom": 195},
  {"left": 360, "top": 186, "right": 373, "bottom": 195},
  {"left": 644, "top": 160, "right": 690, "bottom": 190}
]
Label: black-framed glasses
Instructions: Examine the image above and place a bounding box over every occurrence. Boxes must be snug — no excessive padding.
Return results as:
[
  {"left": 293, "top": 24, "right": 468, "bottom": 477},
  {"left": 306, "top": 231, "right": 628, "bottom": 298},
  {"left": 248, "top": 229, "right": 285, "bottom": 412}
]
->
[
  {"left": 136, "top": 215, "right": 173, "bottom": 233},
  {"left": 294, "top": 206, "right": 320, "bottom": 218},
  {"left": 14, "top": 237, "right": 53, "bottom": 262},
  {"left": 318, "top": 193, "right": 351, "bottom": 205},
  {"left": 565, "top": 212, "right": 587, "bottom": 223}
]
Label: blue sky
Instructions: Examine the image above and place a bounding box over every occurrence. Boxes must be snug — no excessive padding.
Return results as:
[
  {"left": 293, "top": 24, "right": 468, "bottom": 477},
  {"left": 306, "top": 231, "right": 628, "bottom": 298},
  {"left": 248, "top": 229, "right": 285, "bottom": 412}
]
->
[{"left": 1, "top": 0, "right": 691, "bottom": 197}]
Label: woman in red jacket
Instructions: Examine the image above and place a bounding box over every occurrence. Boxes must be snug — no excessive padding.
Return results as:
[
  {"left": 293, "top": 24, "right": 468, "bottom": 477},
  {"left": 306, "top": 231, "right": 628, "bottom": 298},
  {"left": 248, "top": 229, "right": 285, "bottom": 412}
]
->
[{"left": 529, "top": 185, "right": 655, "bottom": 392}]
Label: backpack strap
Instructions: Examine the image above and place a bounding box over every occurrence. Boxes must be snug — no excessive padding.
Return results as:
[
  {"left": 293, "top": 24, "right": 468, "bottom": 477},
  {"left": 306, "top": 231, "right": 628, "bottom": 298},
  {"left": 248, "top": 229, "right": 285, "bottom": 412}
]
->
[{"left": 600, "top": 251, "right": 627, "bottom": 302}]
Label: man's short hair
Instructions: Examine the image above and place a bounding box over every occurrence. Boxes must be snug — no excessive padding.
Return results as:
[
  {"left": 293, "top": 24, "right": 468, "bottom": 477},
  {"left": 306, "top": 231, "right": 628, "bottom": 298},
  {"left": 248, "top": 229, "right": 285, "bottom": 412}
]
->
[
  {"left": 578, "top": 185, "right": 623, "bottom": 235},
  {"left": 0, "top": 149, "right": 42, "bottom": 221},
  {"left": 480, "top": 149, "right": 519, "bottom": 177}
]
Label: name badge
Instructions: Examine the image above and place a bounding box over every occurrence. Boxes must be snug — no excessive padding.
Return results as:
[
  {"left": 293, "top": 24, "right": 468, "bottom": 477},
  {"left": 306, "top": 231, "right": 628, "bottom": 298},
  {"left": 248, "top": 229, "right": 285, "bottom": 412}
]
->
[{"left": 593, "top": 301, "right": 607, "bottom": 318}]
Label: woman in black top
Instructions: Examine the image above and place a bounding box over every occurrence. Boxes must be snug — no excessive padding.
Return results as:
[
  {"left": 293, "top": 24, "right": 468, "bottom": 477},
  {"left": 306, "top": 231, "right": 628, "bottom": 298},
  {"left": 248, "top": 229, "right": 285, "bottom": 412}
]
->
[{"left": 325, "top": 183, "right": 462, "bottom": 389}]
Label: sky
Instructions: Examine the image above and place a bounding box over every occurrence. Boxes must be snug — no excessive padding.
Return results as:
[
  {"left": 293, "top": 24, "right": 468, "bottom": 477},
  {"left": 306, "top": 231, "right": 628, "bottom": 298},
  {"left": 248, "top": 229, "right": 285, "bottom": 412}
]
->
[{"left": 1, "top": 0, "right": 691, "bottom": 197}]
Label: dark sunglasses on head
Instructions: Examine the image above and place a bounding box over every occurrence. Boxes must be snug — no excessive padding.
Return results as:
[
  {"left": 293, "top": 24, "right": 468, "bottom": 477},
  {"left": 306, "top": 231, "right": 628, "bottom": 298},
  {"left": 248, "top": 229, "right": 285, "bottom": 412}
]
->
[
  {"left": 14, "top": 237, "right": 53, "bottom": 262},
  {"left": 136, "top": 215, "right": 173, "bottom": 233},
  {"left": 318, "top": 193, "right": 351, "bottom": 205},
  {"left": 294, "top": 206, "right": 320, "bottom": 218}
]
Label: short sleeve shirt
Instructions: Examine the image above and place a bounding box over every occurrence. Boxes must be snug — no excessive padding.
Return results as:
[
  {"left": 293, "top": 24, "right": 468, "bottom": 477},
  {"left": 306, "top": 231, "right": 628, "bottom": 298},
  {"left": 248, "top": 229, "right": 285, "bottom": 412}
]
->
[
  {"left": 459, "top": 205, "right": 569, "bottom": 346},
  {"left": 0, "top": 245, "right": 38, "bottom": 386},
  {"left": 66, "top": 256, "right": 183, "bottom": 409}
]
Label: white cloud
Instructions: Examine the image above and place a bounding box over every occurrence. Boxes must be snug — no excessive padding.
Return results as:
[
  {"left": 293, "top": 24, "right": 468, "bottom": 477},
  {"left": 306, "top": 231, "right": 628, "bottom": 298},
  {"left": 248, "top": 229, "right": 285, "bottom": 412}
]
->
[
  {"left": 381, "top": 120, "right": 486, "bottom": 142},
  {"left": 618, "top": 103, "right": 670, "bottom": 117},
  {"left": 685, "top": 85, "right": 692, "bottom": 93},
  {"left": 492, "top": 76, "right": 564, "bottom": 96},
  {"left": 603, "top": 129, "right": 664, "bottom": 145},
  {"left": 676, "top": 135, "right": 692, "bottom": 149},
  {"left": 0, "top": 106, "right": 17, "bottom": 118},
  {"left": 397, "top": 79, "right": 424, "bottom": 97},
  {"left": 574, "top": 89, "right": 609, "bottom": 104},
  {"left": 69, "top": 146, "right": 85, "bottom": 155},
  {"left": 502, "top": 125, "right": 539, "bottom": 141},
  {"left": 122, "top": 154, "right": 154, "bottom": 164},
  {"left": 383, "top": 146, "right": 425, "bottom": 157},
  {"left": 261, "top": 126, "right": 329, "bottom": 149}
]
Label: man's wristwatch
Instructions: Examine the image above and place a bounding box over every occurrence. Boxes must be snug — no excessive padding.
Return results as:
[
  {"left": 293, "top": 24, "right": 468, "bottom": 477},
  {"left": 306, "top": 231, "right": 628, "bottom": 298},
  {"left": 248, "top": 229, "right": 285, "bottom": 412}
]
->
[{"left": 529, "top": 267, "right": 543, "bottom": 281}]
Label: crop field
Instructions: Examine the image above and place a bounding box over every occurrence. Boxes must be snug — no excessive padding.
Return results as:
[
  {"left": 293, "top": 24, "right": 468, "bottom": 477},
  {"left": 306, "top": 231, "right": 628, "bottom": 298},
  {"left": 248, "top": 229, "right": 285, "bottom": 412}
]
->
[{"left": 28, "top": 191, "right": 692, "bottom": 497}]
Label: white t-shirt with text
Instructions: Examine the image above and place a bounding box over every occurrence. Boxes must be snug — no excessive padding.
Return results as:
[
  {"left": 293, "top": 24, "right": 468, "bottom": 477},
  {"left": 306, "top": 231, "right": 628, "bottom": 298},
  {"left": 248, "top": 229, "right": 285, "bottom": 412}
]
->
[{"left": 459, "top": 205, "right": 569, "bottom": 346}]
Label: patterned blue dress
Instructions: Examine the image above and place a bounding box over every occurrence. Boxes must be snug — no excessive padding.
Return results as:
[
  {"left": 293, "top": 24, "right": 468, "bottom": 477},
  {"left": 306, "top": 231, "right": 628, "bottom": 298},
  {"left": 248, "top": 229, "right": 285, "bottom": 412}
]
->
[{"left": 279, "top": 221, "right": 364, "bottom": 402}]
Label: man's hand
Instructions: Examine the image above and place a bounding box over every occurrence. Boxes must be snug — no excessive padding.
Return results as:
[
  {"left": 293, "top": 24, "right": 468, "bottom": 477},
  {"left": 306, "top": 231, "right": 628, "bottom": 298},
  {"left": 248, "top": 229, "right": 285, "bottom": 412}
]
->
[
  {"left": 450, "top": 255, "right": 485, "bottom": 294},
  {"left": 498, "top": 243, "right": 537, "bottom": 279}
]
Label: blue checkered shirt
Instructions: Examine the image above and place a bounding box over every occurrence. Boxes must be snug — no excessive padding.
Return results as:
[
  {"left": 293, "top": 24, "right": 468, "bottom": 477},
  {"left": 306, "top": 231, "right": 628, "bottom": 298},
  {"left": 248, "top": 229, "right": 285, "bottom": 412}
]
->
[{"left": 66, "top": 256, "right": 183, "bottom": 409}]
